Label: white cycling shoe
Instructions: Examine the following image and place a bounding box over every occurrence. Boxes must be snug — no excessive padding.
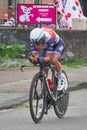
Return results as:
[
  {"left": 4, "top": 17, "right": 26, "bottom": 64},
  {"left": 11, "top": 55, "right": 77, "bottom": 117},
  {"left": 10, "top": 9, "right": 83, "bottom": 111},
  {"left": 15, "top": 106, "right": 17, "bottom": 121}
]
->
[
  {"left": 57, "top": 77, "right": 65, "bottom": 91},
  {"left": 57, "top": 74, "right": 68, "bottom": 91}
]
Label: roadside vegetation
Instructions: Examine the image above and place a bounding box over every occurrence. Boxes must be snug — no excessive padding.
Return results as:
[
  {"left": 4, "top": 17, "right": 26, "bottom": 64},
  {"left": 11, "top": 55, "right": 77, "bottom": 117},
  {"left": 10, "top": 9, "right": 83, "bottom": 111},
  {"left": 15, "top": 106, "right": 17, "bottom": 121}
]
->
[
  {"left": 61, "top": 59, "right": 87, "bottom": 68},
  {"left": 0, "top": 44, "right": 87, "bottom": 68},
  {"left": 0, "top": 43, "right": 32, "bottom": 68}
]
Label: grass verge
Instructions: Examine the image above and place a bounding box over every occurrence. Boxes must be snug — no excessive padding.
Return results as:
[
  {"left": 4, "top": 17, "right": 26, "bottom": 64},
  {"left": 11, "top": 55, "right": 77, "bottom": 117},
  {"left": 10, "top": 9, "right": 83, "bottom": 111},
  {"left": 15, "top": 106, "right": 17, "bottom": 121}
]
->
[
  {"left": 0, "top": 58, "right": 32, "bottom": 68},
  {"left": 61, "top": 59, "right": 87, "bottom": 68},
  {"left": 0, "top": 58, "right": 87, "bottom": 68}
]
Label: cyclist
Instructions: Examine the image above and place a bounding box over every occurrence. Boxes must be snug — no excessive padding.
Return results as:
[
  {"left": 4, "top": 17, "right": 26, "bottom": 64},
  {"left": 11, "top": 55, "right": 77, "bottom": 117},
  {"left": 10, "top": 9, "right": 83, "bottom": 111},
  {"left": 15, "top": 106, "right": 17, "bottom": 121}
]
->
[{"left": 29, "top": 27, "right": 65, "bottom": 91}]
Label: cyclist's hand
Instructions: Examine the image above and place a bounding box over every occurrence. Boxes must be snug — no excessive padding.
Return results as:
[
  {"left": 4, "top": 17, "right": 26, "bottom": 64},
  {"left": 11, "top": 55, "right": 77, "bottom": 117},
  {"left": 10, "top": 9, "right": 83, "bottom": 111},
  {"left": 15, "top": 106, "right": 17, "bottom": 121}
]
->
[
  {"left": 28, "top": 55, "right": 32, "bottom": 62},
  {"left": 28, "top": 55, "right": 37, "bottom": 63},
  {"left": 37, "top": 56, "right": 43, "bottom": 64}
]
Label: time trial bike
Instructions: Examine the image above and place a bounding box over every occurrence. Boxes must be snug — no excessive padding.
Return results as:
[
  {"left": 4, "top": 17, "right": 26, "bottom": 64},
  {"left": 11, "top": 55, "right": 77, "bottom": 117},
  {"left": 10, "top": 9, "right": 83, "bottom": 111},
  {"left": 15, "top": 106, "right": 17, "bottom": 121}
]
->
[{"left": 28, "top": 61, "right": 69, "bottom": 123}]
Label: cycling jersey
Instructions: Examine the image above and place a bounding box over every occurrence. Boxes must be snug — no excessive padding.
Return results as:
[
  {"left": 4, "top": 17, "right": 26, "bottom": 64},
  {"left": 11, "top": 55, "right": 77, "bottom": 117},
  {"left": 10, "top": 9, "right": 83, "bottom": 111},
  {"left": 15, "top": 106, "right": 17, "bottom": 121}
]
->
[{"left": 30, "top": 28, "right": 65, "bottom": 56}]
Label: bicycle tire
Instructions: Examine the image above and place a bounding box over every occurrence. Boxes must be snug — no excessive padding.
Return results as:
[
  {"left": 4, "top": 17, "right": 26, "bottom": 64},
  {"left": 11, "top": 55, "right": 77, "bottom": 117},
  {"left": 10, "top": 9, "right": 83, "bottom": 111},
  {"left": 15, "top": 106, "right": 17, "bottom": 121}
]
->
[
  {"left": 53, "top": 70, "right": 69, "bottom": 118},
  {"left": 29, "top": 72, "right": 45, "bottom": 123}
]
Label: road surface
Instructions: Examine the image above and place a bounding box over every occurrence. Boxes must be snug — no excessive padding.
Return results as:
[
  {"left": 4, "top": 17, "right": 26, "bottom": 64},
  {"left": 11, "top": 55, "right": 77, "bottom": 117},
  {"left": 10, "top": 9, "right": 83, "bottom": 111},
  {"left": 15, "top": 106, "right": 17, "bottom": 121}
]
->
[{"left": 0, "top": 89, "right": 87, "bottom": 130}]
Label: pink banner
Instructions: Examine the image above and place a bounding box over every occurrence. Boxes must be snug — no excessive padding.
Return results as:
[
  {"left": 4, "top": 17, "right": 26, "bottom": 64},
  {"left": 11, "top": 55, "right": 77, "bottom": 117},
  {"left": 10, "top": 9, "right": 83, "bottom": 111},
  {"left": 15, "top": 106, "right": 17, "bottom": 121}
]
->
[{"left": 17, "top": 4, "right": 56, "bottom": 24}]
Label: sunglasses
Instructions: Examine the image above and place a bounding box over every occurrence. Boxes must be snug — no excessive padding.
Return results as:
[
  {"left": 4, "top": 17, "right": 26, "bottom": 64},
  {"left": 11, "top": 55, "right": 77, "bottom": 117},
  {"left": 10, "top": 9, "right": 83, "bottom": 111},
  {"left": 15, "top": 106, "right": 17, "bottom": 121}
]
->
[{"left": 33, "top": 42, "right": 43, "bottom": 46}]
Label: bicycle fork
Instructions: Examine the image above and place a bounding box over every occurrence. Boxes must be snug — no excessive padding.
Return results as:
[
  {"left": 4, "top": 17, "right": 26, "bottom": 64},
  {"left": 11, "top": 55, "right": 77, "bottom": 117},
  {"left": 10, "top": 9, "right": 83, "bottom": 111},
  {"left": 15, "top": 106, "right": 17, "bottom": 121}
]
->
[{"left": 44, "top": 78, "right": 56, "bottom": 113}]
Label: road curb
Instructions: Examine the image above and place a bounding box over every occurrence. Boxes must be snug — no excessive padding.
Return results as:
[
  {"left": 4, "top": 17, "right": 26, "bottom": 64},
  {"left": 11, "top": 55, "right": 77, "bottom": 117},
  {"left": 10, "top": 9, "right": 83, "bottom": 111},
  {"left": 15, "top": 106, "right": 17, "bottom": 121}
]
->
[
  {"left": 0, "top": 95, "right": 29, "bottom": 110},
  {"left": 0, "top": 82, "right": 87, "bottom": 110},
  {"left": 69, "top": 82, "right": 87, "bottom": 91}
]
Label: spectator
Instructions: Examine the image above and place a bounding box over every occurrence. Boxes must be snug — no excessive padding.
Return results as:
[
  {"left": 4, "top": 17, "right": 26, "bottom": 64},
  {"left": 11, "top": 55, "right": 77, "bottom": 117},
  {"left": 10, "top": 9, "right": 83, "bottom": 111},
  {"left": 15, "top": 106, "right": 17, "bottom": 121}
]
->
[
  {"left": 3, "top": 13, "right": 9, "bottom": 23},
  {"left": 55, "top": 0, "right": 87, "bottom": 30},
  {"left": 9, "top": 17, "right": 16, "bottom": 26}
]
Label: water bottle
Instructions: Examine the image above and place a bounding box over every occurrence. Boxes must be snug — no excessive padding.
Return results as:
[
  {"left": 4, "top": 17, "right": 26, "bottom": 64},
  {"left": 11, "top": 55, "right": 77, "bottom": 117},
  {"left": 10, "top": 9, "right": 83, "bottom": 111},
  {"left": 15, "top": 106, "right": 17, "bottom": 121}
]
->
[{"left": 47, "top": 78, "right": 54, "bottom": 91}]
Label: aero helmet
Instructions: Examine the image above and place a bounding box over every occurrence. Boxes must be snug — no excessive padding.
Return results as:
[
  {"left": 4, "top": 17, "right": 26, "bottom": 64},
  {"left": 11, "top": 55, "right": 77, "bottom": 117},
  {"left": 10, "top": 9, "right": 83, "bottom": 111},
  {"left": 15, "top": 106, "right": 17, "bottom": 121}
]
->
[{"left": 30, "top": 28, "right": 45, "bottom": 45}]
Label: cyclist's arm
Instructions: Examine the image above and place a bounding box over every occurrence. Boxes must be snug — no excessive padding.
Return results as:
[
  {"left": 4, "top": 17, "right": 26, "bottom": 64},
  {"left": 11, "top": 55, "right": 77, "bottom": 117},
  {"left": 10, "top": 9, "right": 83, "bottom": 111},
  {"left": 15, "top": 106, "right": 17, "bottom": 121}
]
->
[
  {"left": 30, "top": 41, "right": 38, "bottom": 54},
  {"left": 29, "top": 41, "right": 39, "bottom": 62},
  {"left": 42, "top": 56, "right": 50, "bottom": 63}
]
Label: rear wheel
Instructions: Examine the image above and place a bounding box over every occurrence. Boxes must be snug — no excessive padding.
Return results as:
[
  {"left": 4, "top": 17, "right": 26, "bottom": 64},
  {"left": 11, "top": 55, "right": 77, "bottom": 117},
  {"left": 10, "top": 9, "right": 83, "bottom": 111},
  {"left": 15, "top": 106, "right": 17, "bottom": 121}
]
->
[
  {"left": 53, "top": 70, "right": 69, "bottom": 118},
  {"left": 29, "top": 73, "right": 45, "bottom": 123}
]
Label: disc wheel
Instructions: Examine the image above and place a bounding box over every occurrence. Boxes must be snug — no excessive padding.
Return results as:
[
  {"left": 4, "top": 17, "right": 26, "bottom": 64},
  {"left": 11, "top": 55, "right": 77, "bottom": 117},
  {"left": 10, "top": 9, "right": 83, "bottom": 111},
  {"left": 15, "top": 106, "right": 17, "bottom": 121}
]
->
[{"left": 53, "top": 70, "right": 69, "bottom": 118}]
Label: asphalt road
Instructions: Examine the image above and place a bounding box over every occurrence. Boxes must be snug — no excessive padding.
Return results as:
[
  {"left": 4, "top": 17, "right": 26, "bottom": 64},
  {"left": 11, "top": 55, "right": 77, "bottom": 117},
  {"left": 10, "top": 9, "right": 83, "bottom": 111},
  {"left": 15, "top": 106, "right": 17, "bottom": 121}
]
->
[
  {"left": 0, "top": 66, "right": 87, "bottom": 110},
  {"left": 0, "top": 89, "right": 87, "bottom": 130}
]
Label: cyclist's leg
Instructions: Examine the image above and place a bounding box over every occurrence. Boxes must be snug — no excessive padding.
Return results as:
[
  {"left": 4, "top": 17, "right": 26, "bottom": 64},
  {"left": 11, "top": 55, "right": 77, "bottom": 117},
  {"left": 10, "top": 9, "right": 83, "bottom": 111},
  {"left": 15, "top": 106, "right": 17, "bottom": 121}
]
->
[
  {"left": 50, "top": 38, "right": 65, "bottom": 71},
  {"left": 50, "top": 38, "right": 65, "bottom": 91},
  {"left": 50, "top": 53, "right": 61, "bottom": 72}
]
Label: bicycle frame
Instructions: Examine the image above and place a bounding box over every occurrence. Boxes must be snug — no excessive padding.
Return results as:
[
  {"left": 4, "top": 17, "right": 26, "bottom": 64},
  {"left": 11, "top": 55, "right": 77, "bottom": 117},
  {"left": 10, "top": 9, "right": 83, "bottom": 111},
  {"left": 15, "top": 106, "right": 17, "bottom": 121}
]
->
[
  {"left": 38, "top": 63, "right": 58, "bottom": 103},
  {"left": 21, "top": 62, "right": 67, "bottom": 104},
  {"left": 38, "top": 62, "right": 67, "bottom": 105}
]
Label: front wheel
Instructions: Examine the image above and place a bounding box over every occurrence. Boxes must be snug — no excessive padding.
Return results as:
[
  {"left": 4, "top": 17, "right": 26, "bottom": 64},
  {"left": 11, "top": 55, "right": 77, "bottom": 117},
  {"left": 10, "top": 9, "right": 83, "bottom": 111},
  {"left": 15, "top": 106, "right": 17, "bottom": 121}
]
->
[
  {"left": 29, "top": 72, "right": 45, "bottom": 123},
  {"left": 53, "top": 70, "right": 69, "bottom": 118}
]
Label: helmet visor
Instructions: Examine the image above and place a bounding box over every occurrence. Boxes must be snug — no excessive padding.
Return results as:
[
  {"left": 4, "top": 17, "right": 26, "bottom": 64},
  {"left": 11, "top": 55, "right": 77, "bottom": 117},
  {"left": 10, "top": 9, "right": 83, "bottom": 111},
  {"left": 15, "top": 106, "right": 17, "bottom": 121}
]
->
[
  {"left": 32, "top": 38, "right": 44, "bottom": 46},
  {"left": 33, "top": 42, "right": 44, "bottom": 46}
]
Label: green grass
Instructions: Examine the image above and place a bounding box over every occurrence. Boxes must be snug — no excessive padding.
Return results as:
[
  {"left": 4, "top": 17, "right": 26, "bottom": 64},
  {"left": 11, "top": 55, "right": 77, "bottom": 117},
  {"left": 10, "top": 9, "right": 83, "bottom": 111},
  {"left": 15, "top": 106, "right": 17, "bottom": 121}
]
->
[
  {"left": 0, "top": 43, "right": 25, "bottom": 58},
  {"left": 62, "top": 59, "right": 87, "bottom": 68},
  {"left": 0, "top": 58, "right": 32, "bottom": 68},
  {"left": 0, "top": 58, "right": 87, "bottom": 68}
]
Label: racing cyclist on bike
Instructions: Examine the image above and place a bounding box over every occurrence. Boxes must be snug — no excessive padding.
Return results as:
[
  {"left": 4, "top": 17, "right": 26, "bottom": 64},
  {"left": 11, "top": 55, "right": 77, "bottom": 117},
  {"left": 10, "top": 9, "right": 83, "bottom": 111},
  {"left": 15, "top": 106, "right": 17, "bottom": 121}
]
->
[{"left": 29, "top": 27, "right": 65, "bottom": 91}]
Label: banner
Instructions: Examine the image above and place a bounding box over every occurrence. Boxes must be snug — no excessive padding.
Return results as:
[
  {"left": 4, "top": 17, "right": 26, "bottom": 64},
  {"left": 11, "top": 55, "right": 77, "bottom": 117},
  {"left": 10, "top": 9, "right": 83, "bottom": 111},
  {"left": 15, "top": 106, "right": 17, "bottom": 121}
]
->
[{"left": 17, "top": 4, "right": 56, "bottom": 24}]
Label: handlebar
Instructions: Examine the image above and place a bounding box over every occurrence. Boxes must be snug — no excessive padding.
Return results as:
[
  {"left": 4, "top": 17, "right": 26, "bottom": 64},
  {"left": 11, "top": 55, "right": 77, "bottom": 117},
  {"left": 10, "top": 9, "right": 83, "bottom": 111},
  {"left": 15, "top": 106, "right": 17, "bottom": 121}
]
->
[
  {"left": 21, "top": 65, "right": 26, "bottom": 72},
  {"left": 21, "top": 61, "right": 55, "bottom": 72},
  {"left": 20, "top": 62, "right": 39, "bottom": 72}
]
